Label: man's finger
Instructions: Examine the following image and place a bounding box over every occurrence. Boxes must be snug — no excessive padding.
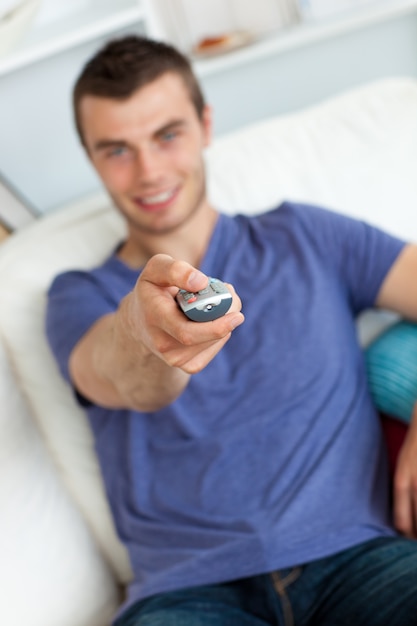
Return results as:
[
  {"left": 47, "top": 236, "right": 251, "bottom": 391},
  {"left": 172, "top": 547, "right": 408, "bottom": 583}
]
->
[
  {"left": 159, "top": 309, "right": 245, "bottom": 348},
  {"left": 140, "top": 254, "right": 208, "bottom": 292}
]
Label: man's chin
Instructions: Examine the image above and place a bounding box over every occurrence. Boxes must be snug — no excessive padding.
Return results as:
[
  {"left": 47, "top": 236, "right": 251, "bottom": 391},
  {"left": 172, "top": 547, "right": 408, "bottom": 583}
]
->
[{"left": 116, "top": 202, "right": 206, "bottom": 237}]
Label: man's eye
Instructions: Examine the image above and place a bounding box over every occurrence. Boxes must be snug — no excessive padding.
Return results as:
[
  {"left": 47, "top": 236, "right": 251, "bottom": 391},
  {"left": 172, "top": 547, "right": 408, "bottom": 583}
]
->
[
  {"left": 162, "top": 131, "right": 177, "bottom": 142},
  {"left": 108, "top": 146, "right": 126, "bottom": 157}
]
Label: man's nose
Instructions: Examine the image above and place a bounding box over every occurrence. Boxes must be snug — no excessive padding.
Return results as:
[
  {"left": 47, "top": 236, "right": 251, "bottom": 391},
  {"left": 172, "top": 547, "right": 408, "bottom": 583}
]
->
[{"left": 135, "top": 147, "right": 162, "bottom": 182}]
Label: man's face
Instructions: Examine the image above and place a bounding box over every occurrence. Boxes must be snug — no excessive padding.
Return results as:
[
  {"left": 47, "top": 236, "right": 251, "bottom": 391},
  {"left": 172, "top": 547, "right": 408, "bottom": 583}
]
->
[{"left": 79, "top": 73, "right": 212, "bottom": 237}]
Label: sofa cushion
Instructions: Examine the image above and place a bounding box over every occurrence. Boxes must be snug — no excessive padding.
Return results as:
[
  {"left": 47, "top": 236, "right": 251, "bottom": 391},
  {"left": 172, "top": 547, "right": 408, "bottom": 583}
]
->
[
  {"left": 0, "top": 337, "right": 120, "bottom": 626},
  {"left": 365, "top": 321, "right": 417, "bottom": 424},
  {"left": 380, "top": 414, "right": 409, "bottom": 478}
]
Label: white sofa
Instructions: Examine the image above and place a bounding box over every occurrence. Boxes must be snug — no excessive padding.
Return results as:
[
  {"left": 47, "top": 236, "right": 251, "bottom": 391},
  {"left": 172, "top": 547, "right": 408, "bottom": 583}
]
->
[{"left": 1, "top": 77, "right": 417, "bottom": 626}]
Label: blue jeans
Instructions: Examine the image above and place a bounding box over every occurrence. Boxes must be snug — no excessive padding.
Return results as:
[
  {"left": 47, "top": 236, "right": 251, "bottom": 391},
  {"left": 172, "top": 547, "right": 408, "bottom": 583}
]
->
[{"left": 115, "top": 536, "right": 417, "bottom": 626}]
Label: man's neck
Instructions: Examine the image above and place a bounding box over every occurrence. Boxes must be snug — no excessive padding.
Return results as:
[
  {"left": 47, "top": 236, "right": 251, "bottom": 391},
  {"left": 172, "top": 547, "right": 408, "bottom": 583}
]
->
[{"left": 117, "top": 204, "right": 219, "bottom": 270}]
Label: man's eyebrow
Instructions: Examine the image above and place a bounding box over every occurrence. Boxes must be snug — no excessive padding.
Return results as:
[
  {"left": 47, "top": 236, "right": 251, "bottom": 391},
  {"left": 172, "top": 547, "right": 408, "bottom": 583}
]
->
[
  {"left": 93, "top": 139, "right": 128, "bottom": 152},
  {"left": 155, "top": 120, "right": 187, "bottom": 137}
]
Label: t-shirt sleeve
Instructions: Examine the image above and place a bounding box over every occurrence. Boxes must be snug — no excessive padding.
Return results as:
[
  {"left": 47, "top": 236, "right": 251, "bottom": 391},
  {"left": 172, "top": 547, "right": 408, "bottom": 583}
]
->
[
  {"left": 46, "top": 270, "right": 117, "bottom": 384},
  {"left": 284, "top": 202, "right": 407, "bottom": 315},
  {"left": 332, "top": 211, "right": 406, "bottom": 313}
]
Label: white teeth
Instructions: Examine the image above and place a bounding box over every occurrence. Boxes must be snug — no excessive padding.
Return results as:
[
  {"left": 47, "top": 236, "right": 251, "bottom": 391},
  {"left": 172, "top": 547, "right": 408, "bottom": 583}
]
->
[{"left": 140, "top": 190, "right": 174, "bottom": 205}]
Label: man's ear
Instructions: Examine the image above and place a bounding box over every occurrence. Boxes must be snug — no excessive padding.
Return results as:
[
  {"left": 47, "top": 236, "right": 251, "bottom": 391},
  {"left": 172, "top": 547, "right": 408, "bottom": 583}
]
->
[{"left": 201, "top": 105, "right": 213, "bottom": 148}]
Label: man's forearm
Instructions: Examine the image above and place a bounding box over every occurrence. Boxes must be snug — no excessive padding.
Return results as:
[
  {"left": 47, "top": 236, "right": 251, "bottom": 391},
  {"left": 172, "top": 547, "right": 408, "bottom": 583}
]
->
[
  {"left": 96, "top": 305, "right": 190, "bottom": 411},
  {"left": 70, "top": 300, "right": 190, "bottom": 412}
]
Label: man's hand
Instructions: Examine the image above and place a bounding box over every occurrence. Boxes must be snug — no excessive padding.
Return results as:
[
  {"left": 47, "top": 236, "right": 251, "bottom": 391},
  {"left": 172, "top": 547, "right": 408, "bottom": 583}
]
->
[
  {"left": 393, "top": 402, "right": 417, "bottom": 538},
  {"left": 70, "top": 254, "right": 244, "bottom": 411},
  {"left": 125, "top": 254, "right": 245, "bottom": 375}
]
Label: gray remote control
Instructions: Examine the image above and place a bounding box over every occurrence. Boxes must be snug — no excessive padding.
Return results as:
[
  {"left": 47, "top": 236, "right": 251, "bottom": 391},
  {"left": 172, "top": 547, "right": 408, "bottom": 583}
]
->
[{"left": 176, "top": 277, "right": 233, "bottom": 322}]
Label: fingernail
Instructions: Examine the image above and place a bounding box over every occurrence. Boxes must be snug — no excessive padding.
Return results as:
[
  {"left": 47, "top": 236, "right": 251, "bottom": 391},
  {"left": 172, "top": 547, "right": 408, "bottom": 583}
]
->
[
  {"left": 188, "top": 270, "right": 207, "bottom": 290},
  {"left": 230, "top": 314, "right": 244, "bottom": 329}
]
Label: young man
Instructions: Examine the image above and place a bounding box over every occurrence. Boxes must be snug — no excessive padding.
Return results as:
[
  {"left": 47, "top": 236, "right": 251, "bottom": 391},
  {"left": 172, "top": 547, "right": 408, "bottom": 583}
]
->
[{"left": 46, "top": 36, "right": 417, "bottom": 625}]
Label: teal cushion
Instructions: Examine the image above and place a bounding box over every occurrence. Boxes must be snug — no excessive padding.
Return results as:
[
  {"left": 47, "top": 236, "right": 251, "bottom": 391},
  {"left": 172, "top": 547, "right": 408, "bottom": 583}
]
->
[{"left": 364, "top": 321, "right": 417, "bottom": 424}]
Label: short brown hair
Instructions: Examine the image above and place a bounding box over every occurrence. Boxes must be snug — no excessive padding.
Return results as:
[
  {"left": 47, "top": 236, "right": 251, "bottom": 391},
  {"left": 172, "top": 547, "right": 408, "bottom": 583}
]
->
[{"left": 73, "top": 35, "right": 206, "bottom": 145}]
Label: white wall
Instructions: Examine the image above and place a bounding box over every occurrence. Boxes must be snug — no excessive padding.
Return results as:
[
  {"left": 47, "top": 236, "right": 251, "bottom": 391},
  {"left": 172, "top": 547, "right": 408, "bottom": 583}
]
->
[{"left": 0, "top": 10, "right": 416, "bottom": 214}]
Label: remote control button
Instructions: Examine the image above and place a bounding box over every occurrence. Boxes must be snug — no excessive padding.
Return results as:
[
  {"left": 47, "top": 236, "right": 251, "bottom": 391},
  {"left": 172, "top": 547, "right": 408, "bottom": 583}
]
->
[
  {"left": 187, "top": 296, "right": 197, "bottom": 303},
  {"left": 196, "top": 296, "right": 221, "bottom": 310},
  {"left": 211, "top": 283, "right": 224, "bottom": 294}
]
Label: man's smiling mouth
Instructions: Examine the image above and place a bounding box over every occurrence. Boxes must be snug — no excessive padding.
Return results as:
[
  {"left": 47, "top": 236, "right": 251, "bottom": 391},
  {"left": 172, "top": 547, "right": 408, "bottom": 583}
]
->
[{"left": 135, "top": 188, "right": 178, "bottom": 208}]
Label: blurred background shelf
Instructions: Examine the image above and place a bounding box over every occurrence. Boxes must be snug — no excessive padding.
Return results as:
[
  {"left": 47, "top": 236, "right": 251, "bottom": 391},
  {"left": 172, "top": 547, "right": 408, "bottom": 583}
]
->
[
  {"left": 194, "top": 0, "right": 417, "bottom": 76},
  {"left": 2, "top": 0, "right": 417, "bottom": 78},
  {"left": 0, "top": 0, "right": 144, "bottom": 77},
  {"left": 1, "top": 0, "right": 417, "bottom": 79}
]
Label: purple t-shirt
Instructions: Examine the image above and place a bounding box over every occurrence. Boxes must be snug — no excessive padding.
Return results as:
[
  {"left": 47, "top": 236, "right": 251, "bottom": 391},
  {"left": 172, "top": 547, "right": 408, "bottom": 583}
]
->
[{"left": 46, "top": 202, "right": 405, "bottom": 616}]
